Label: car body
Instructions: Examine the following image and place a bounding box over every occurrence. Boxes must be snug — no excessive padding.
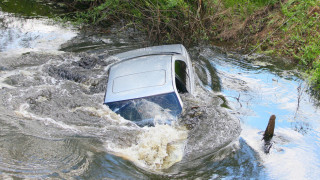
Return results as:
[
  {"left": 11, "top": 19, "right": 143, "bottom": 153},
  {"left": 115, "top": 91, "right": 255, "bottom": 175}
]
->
[{"left": 104, "top": 44, "right": 194, "bottom": 126}]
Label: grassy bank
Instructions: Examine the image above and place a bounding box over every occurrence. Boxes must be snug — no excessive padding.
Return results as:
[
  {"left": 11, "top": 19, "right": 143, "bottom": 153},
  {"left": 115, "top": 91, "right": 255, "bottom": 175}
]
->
[{"left": 53, "top": 0, "right": 320, "bottom": 89}]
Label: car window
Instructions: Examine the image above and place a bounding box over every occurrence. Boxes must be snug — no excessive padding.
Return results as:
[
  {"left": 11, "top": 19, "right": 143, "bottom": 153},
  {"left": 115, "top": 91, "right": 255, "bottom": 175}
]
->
[
  {"left": 106, "top": 92, "right": 182, "bottom": 126},
  {"left": 175, "top": 60, "right": 190, "bottom": 93}
]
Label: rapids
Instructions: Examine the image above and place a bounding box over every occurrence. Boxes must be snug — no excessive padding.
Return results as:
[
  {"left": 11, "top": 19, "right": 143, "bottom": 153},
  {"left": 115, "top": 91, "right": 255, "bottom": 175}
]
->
[
  {"left": 0, "top": 6, "right": 240, "bottom": 178},
  {"left": 1, "top": 1, "right": 320, "bottom": 179}
]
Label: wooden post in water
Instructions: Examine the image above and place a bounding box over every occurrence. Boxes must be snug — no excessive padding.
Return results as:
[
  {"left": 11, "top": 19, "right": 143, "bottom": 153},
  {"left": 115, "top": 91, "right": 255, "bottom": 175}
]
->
[
  {"left": 263, "top": 115, "right": 276, "bottom": 153},
  {"left": 263, "top": 115, "right": 276, "bottom": 141}
]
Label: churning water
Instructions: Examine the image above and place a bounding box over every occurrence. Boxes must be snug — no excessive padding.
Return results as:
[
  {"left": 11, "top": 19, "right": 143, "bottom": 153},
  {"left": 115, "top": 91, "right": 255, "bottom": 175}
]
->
[
  {"left": 0, "top": 7, "right": 241, "bottom": 179},
  {"left": 0, "top": 2, "right": 320, "bottom": 179}
]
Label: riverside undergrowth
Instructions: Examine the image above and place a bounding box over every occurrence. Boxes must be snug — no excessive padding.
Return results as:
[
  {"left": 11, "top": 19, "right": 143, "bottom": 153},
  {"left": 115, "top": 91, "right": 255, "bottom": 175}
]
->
[
  {"left": 52, "top": 0, "right": 320, "bottom": 90},
  {"left": 53, "top": 0, "right": 206, "bottom": 45}
]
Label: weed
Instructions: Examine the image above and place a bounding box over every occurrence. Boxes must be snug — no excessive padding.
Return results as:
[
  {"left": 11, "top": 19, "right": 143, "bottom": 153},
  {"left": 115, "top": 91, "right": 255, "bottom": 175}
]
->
[{"left": 52, "top": 0, "right": 320, "bottom": 90}]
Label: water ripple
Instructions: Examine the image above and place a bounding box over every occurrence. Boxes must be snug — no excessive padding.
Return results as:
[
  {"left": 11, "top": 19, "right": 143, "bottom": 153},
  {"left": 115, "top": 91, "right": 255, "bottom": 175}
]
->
[{"left": 0, "top": 135, "right": 91, "bottom": 178}]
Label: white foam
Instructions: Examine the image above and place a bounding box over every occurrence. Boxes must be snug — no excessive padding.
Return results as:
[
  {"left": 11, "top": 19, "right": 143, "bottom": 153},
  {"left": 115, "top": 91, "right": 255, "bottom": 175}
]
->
[
  {"left": 241, "top": 125, "right": 320, "bottom": 179},
  {"left": 106, "top": 124, "right": 188, "bottom": 171},
  {"left": 15, "top": 103, "right": 79, "bottom": 132},
  {"left": 0, "top": 11, "right": 77, "bottom": 57},
  {"left": 71, "top": 105, "right": 137, "bottom": 127}
]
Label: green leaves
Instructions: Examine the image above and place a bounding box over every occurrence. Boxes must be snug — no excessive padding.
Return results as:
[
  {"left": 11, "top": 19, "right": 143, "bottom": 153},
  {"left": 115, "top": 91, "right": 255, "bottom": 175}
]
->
[
  {"left": 278, "top": 0, "right": 320, "bottom": 88},
  {"left": 56, "top": 0, "right": 204, "bottom": 44},
  {"left": 55, "top": 0, "right": 320, "bottom": 89}
]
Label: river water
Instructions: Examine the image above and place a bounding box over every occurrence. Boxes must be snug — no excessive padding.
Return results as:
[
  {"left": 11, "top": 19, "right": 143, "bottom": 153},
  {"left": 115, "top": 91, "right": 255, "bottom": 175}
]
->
[{"left": 0, "top": 1, "right": 320, "bottom": 179}]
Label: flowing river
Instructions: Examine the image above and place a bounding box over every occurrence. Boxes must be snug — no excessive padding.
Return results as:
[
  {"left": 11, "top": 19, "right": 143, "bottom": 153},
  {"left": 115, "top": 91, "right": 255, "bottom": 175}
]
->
[{"left": 0, "top": 1, "right": 320, "bottom": 179}]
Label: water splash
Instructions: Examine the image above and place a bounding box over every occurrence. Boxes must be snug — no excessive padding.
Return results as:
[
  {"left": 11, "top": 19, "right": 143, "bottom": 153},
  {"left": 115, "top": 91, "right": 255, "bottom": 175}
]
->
[
  {"left": 0, "top": 7, "right": 243, "bottom": 177},
  {"left": 106, "top": 124, "right": 188, "bottom": 171},
  {"left": 0, "top": 11, "right": 77, "bottom": 57}
]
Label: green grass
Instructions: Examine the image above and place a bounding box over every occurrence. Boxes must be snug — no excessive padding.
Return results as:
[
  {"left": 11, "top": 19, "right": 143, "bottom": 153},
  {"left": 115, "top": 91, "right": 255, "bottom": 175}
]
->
[
  {"left": 278, "top": 0, "right": 320, "bottom": 88},
  {"left": 227, "top": 0, "right": 320, "bottom": 89},
  {"left": 55, "top": 0, "right": 202, "bottom": 44},
  {"left": 53, "top": 0, "right": 320, "bottom": 90}
]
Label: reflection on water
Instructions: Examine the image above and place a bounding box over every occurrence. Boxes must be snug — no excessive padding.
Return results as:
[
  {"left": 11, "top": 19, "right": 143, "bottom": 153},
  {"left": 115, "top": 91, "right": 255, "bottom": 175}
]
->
[
  {"left": 196, "top": 46, "right": 320, "bottom": 179},
  {"left": 0, "top": 0, "right": 62, "bottom": 17}
]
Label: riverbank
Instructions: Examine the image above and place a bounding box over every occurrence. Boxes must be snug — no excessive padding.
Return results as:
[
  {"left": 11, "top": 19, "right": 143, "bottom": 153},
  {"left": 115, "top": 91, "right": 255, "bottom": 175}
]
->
[{"left": 12, "top": 0, "right": 319, "bottom": 89}]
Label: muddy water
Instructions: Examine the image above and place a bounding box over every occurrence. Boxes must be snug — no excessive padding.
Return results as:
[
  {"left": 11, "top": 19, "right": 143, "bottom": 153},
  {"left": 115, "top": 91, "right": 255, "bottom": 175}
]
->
[
  {"left": 1, "top": 2, "right": 320, "bottom": 180},
  {"left": 0, "top": 5, "right": 240, "bottom": 179}
]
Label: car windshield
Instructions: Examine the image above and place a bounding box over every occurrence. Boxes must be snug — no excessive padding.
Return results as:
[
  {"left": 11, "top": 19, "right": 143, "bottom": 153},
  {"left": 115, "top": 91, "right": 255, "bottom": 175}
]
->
[{"left": 106, "top": 92, "right": 182, "bottom": 126}]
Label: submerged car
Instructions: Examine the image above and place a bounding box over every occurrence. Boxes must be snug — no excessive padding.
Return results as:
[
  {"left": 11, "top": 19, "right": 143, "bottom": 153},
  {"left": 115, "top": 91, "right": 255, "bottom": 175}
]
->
[{"left": 104, "top": 44, "right": 195, "bottom": 126}]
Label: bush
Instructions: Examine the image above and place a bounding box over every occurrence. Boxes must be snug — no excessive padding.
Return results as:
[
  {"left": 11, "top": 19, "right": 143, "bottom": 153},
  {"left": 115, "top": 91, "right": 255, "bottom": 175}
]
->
[
  {"left": 55, "top": 0, "right": 206, "bottom": 45},
  {"left": 54, "top": 0, "right": 320, "bottom": 90}
]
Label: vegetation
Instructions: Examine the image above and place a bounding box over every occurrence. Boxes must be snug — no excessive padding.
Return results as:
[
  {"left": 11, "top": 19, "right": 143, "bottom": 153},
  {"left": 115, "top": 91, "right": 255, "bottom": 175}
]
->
[
  {"left": 53, "top": 0, "right": 205, "bottom": 45},
  {"left": 52, "top": 0, "right": 320, "bottom": 89},
  {"left": 0, "top": 0, "right": 59, "bottom": 17}
]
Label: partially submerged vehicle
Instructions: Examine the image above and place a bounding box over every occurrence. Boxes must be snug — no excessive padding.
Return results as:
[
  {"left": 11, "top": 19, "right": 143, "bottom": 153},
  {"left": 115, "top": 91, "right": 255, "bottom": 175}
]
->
[{"left": 104, "top": 44, "right": 195, "bottom": 126}]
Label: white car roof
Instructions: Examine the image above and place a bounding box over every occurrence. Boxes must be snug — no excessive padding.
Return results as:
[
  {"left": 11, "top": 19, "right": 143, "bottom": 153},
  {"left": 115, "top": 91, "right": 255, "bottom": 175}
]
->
[
  {"left": 115, "top": 44, "right": 188, "bottom": 61},
  {"left": 104, "top": 54, "right": 175, "bottom": 103}
]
